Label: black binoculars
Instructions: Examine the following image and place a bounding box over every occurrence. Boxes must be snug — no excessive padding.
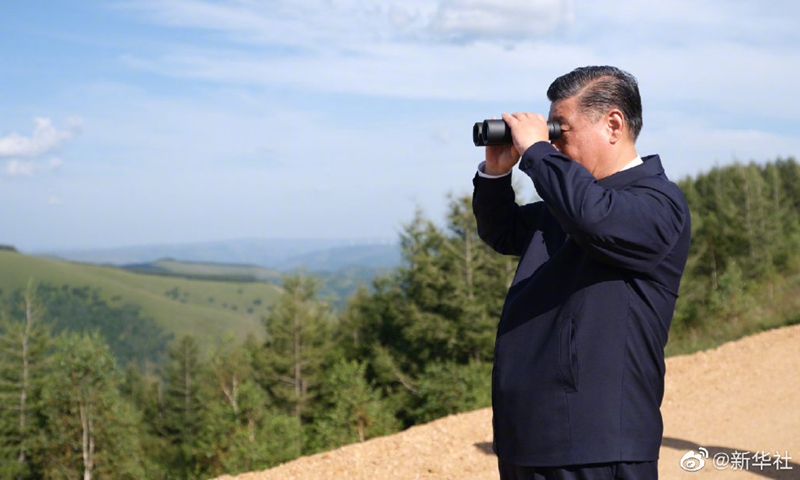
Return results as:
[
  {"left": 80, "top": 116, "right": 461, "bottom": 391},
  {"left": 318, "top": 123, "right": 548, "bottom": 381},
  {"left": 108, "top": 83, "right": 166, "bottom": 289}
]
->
[{"left": 473, "top": 119, "right": 561, "bottom": 147}]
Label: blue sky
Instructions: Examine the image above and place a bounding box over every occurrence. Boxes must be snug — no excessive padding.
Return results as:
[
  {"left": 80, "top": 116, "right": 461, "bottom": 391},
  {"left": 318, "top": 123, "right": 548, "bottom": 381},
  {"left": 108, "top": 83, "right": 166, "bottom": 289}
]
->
[{"left": 2, "top": 0, "right": 799, "bottom": 251}]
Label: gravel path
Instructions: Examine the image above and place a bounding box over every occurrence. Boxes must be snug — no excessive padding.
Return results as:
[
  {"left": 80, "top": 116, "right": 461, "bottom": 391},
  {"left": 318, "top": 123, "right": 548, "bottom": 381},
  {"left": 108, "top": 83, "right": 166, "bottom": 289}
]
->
[{"left": 215, "top": 324, "right": 800, "bottom": 480}]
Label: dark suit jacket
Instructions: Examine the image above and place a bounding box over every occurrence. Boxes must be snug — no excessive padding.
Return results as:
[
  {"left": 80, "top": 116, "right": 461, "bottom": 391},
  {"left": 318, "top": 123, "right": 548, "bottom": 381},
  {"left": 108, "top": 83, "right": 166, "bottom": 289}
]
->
[{"left": 472, "top": 142, "right": 691, "bottom": 466}]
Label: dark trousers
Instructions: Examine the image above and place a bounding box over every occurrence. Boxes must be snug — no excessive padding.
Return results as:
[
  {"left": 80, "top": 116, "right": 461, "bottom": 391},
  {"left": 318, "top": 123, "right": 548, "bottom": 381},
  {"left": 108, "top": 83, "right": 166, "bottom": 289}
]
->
[{"left": 498, "top": 458, "right": 658, "bottom": 480}]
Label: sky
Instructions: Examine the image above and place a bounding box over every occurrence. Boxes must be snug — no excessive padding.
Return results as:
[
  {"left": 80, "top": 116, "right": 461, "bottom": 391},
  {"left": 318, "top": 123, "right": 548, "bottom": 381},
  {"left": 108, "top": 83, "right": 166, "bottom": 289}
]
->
[{"left": 2, "top": 0, "right": 799, "bottom": 251}]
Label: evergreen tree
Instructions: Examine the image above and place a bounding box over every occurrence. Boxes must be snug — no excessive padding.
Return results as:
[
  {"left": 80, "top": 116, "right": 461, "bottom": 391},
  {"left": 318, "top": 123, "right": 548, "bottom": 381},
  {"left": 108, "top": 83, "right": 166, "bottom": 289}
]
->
[
  {"left": 156, "top": 335, "right": 209, "bottom": 479},
  {"left": 759, "top": 161, "right": 800, "bottom": 275},
  {"left": 336, "top": 200, "right": 518, "bottom": 427},
  {"left": 38, "top": 332, "right": 147, "bottom": 479},
  {"left": 335, "top": 278, "right": 419, "bottom": 424},
  {"left": 774, "top": 157, "right": 800, "bottom": 214},
  {"left": 257, "top": 275, "right": 334, "bottom": 452},
  {"left": 0, "top": 281, "right": 52, "bottom": 479},
  {"left": 212, "top": 383, "right": 300, "bottom": 476},
  {"left": 673, "top": 157, "right": 800, "bottom": 344},
  {"left": 119, "top": 363, "right": 150, "bottom": 415},
  {"left": 412, "top": 360, "right": 492, "bottom": 423},
  {"left": 194, "top": 334, "right": 300, "bottom": 477},
  {"left": 309, "top": 360, "right": 399, "bottom": 451},
  {"left": 441, "top": 193, "right": 513, "bottom": 362}
]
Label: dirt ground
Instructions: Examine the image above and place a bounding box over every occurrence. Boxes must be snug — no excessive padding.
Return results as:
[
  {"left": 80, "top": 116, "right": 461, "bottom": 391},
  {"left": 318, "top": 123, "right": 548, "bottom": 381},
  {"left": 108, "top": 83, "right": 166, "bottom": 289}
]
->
[{"left": 215, "top": 324, "right": 800, "bottom": 480}]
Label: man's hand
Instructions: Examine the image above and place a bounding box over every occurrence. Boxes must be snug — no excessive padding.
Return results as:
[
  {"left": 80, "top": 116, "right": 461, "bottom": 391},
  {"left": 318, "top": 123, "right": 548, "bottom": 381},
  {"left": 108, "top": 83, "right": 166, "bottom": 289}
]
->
[
  {"left": 502, "top": 112, "right": 550, "bottom": 158},
  {"left": 484, "top": 112, "right": 550, "bottom": 176},
  {"left": 485, "top": 143, "right": 520, "bottom": 176}
]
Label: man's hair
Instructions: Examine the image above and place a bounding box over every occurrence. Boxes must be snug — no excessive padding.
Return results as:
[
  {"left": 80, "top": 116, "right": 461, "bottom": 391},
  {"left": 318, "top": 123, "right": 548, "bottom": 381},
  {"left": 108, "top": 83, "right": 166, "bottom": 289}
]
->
[{"left": 547, "top": 66, "right": 643, "bottom": 141}]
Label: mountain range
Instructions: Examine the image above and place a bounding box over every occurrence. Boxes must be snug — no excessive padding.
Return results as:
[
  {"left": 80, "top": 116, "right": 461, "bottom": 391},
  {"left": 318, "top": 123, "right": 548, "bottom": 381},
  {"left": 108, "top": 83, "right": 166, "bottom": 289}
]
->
[{"left": 33, "top": 238, "right": 401, "bottom": 272}]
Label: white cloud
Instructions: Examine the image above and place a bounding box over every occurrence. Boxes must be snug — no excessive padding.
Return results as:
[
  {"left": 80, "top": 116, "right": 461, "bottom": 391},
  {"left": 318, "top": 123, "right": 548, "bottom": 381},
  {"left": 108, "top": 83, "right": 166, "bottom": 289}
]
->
[
  {"left": 4, "top": 157, "right": 66, "bottom": 178},
  {"left": 428, "top": 0, "right": 573, "bottom": 42},
  {"left": 120, "top": 40, "right": 584, "bottom": 101},
  {"left": 0, "top": 118, "right": 81, "bottom": 159},
  {"left": 47, "top": 196, "right": 64, "bottom": 206},
  {"left": 5, "top": 157, "right": 64, "bottom": 177},
  {"left": 125, "top": 0, "right": 572, "bottom": 46},
  {"left": 5, "top": 160, "right": 37, "bottom": 177}
]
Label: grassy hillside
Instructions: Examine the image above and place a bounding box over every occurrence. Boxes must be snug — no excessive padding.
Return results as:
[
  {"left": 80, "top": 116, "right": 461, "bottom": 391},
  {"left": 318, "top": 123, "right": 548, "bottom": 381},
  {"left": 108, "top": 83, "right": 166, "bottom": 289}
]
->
[
  {"left": 123, "top": 258, "right": 385, "bottom": 309},
  {"left": 0, "top": 251, "right": 279, "bottom": 345},
  {"left": 123, "top": 258, "right": 285, "bottom": 283}
]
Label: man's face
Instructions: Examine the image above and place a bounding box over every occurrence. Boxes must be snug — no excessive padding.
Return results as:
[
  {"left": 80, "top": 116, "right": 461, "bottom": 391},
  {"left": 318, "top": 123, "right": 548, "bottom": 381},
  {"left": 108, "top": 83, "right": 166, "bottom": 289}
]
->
[{"left": 548, "top": 95, "right": 608, "bottom": 175}]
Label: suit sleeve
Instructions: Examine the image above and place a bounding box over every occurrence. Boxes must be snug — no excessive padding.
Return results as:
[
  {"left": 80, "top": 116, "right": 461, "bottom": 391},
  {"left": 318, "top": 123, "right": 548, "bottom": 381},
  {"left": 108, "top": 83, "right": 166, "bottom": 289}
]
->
[
  {"left": 472, "top": 169, "right": 545, "bottom": 257},
  {"left": 520, "top": 142, "right": 689, "bottom": 273}
]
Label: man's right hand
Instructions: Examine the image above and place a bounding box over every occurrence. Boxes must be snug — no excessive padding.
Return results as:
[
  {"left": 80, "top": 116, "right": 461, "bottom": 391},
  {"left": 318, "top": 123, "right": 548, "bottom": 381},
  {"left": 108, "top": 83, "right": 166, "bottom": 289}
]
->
[{"left": 484, "top": 144, "right": 520, "bottom": 176}]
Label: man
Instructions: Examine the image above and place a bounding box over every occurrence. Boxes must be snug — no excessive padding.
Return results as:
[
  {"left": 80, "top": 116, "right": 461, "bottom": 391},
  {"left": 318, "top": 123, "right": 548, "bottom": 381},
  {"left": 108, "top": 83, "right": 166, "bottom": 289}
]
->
[{"left": 472, "top": 66, "right": 691, "bottom": 480}]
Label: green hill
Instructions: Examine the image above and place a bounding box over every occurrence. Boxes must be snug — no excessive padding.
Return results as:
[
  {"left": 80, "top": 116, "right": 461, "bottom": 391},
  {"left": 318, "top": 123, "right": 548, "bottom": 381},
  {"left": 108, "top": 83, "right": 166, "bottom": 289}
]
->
[
  {"left": 122, "top": 258, "right": 284, "bottom": 283},
  {"left": 0, "top": 251, "right": 280, "bottom": 346},
  {"left": 122, "top": 258, "right": 384, "bottom": 309}
]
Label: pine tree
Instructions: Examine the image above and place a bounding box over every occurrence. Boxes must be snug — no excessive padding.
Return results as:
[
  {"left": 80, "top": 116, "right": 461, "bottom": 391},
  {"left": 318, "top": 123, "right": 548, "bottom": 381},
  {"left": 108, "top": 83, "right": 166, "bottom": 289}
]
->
[
  {"left": 0, "top": 280, "right": 52, "bottom": 479},
  {"left": 194, "top": 333, "right": 300, "bottom": 477},
  {"left": 335, "top": 277, "right": 420, "bottom": 421},
  {"left": 157, "top": 335, "right": 209, "bottom": 479},
  {"left": 441, "top": 193, "right": 513, "bottom": 362},
  {"left": 258, "top": 275, "right": 333, "bottom": 453},
  {"left": 213, "top": 382, "right": 300, "bottom": 476},
  {"left": 309, "top": 360, "right": 399, "bottom": 451},
  {"left": 38, "top": 332, "right": 146, "bottom": 479},
  {"left": 335, "top": 200, "right": 517, "bottom": 426},
  {"left": 412, "top": 360, "right": 492, "bottom": 423},
  {"left": 394, "top": 208, "right": 460, "bottom": 367}
]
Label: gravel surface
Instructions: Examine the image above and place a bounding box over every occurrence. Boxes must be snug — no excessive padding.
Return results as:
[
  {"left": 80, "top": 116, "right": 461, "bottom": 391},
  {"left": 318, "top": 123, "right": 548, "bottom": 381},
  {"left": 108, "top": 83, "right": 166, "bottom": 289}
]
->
[{"left": 215, "top": 324, "right": 800, "bottom": 480}]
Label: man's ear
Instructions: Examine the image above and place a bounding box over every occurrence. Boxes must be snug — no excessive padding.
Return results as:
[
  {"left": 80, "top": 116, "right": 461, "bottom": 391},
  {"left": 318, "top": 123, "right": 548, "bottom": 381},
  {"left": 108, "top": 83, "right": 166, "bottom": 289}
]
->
[{"left": 607, "top": 110, "right": 625, "bottom": 144}]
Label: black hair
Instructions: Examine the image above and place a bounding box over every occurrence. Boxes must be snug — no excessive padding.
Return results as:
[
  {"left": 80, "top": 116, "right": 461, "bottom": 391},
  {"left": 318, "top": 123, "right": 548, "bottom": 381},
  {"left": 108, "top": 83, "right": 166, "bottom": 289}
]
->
[{"left": 547, "top": 66, "right": 643, "bottom": 141}]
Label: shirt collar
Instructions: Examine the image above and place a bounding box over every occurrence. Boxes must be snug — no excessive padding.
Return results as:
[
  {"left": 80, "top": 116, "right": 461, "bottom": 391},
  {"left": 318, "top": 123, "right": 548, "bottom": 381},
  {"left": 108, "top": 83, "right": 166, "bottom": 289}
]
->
[
  {"left": 619, "top": 155, "right": 643, "bottom": 172},
  {"left": 598, "top": 154, "right": 665, "bottom": 189}
]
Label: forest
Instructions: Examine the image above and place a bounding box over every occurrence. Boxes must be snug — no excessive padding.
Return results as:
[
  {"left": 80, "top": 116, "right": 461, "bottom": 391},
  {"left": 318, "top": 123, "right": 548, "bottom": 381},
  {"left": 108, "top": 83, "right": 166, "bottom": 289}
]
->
[{"left": 2, "top": 157, "right": 800, "bottom": 479}]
